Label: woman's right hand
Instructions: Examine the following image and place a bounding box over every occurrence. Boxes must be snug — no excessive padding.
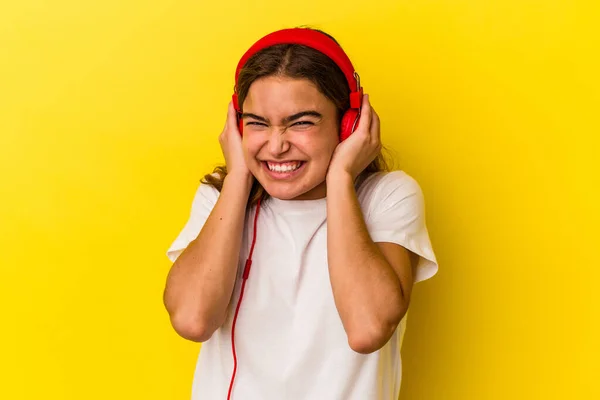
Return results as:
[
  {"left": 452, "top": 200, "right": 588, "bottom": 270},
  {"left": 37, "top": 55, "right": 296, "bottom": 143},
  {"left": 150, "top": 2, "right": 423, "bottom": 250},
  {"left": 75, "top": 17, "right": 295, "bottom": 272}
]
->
[
  {"left": 165, "top": 106, "right": 255, "bottom": 343},
  {"left": 219, "top": 101, "right": 253, "bottom": 182}
]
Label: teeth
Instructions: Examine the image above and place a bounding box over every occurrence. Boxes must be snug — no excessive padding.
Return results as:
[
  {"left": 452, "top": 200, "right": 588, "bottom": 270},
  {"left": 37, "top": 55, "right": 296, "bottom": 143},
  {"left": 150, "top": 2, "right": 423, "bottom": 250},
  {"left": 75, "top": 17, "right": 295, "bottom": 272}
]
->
[{"left": 267, "top": 162, "right": 301, "bottom": 173}]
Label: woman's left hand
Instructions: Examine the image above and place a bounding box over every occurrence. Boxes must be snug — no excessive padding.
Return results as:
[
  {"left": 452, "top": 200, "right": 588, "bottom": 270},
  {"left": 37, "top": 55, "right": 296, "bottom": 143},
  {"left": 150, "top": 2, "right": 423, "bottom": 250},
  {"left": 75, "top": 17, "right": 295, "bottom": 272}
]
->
[{"left": 327, "top": 94, "right": 381, "bottom": 182}]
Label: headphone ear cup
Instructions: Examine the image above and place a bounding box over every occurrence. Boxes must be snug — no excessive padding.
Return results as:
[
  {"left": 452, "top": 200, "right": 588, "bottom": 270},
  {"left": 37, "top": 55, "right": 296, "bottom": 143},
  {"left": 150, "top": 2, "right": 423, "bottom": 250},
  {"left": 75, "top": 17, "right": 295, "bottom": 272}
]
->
[
  {"left": 232, "top": 93, "right": 244, "bottom": 136},
  {"left": 339, "top": 109, "right": 359, "bottom": 141},
  {"left": 237, "top": 116, "right": 244, "bottom": 136}
]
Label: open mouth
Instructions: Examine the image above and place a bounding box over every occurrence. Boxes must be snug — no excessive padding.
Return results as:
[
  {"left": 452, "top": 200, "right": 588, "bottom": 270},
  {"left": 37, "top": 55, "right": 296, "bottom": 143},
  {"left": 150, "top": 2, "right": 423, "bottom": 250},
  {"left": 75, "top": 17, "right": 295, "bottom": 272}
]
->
[
  {"left": 266, "top": 161, "right": 303, "bottom": 172},
  {"left": 262, "top": 160, "right": 306, "bottom": 178}
]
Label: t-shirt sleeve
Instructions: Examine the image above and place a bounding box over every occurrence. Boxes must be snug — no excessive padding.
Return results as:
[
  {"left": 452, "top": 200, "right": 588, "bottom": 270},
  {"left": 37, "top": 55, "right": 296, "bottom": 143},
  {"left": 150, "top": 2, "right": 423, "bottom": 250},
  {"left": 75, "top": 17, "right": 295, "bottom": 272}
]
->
[
  {"left": 362, "top": 171, "right": 439, "bottom": 283},
  {"left": 166, "top": 182, "right": 220, "bottom": 263}
]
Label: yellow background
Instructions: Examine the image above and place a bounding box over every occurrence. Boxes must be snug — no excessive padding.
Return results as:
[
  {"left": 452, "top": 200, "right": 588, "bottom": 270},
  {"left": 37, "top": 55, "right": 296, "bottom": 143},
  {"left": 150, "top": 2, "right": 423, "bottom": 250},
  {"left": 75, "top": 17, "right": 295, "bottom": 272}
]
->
[{"left": 1, "top": 0, "right": 598, "bottom": 399}]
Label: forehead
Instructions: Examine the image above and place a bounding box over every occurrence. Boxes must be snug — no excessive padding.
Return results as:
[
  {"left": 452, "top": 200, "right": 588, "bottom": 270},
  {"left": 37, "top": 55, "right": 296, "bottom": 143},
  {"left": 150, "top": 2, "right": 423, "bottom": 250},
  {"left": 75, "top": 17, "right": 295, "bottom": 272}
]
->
[{"left": 243, "top": 76, "right": 335, "bottom": 116}]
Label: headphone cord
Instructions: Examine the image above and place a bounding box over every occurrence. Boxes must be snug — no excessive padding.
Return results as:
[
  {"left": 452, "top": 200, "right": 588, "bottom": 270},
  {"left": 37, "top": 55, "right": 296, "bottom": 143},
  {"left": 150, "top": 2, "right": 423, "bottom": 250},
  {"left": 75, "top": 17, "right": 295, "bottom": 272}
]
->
[{"left": 227, "top": 198, "right": 261, "bottom": 400}]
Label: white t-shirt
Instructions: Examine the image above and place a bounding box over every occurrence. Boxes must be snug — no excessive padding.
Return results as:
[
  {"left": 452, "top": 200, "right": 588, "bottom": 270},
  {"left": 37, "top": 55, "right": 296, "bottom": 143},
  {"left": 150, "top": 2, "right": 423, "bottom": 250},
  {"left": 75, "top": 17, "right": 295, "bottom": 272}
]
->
[{"left": 166, "top": 170, "right": 438, "bottom": 400}]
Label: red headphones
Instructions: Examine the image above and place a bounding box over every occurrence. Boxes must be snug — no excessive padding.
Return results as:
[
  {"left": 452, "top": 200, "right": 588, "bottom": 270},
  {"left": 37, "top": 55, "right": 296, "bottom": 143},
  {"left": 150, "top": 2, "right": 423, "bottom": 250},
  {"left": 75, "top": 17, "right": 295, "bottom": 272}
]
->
[{"left": 231, "top": 27, "right": 364, "bottom": 141}]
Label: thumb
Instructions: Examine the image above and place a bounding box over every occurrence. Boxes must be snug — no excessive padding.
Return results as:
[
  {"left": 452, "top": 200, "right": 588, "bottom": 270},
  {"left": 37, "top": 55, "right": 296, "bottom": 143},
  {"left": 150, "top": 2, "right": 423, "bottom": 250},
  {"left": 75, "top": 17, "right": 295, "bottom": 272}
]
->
[
  {"left": 226, "top": 101, "right": 240, "bottom": 132},
  {"left": 354, "top": 94, "right": 372, "bottom": 133}
]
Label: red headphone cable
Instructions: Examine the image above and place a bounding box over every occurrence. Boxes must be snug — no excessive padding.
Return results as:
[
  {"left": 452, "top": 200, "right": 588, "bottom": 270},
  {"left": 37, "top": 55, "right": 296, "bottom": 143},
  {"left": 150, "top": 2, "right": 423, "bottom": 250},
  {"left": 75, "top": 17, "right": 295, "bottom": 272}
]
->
[{"left": 227, "top": 198, "right": 261, "bottom": 400}]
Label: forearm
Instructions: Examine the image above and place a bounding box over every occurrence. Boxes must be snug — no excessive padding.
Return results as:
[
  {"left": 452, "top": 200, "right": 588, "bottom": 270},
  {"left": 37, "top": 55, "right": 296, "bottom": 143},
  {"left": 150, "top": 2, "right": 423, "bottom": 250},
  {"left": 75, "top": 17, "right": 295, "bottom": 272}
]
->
[
  {"left": 326, "top": 173, "right": 407, "bottom": 353},
  {"left": 164, "top": 173, "right": 253, "bottom": 341}
]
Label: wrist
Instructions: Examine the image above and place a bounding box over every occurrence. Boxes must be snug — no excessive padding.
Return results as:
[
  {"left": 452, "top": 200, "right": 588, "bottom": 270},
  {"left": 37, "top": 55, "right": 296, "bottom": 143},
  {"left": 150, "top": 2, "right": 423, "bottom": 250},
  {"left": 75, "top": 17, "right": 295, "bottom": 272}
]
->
[
  {"left": 326, "top": 169, "right": 355, "bottom": 194},
  {"left": 326, "top": 168, "right": 354, "bottom": 186},
  {"left": 223, "top": 171, "right": 254, "bottom": 195}
]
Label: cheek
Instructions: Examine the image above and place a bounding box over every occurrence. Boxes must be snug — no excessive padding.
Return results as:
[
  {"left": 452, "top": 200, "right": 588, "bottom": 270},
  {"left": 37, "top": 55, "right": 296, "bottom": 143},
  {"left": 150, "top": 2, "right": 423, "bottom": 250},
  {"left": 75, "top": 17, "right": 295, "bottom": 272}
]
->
[
  {"left": 295, "top": 135, "right": 338, "bottom": 164},
  {"left": 242, "top": 137, "right": 261, "bottom": 163},
  {"left": 317, "top": 122, "right": 341, "bottom": 155},
  {"left": 308, "top": 128, "right": 339, "bottom": 159}
]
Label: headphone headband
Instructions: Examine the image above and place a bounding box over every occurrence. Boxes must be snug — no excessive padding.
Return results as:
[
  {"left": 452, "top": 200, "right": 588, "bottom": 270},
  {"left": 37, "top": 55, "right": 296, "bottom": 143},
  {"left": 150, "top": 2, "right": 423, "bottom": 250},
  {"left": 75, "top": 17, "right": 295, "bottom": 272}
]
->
[{"left": 233, "top": 28, "right": 363, "bottom": 111}]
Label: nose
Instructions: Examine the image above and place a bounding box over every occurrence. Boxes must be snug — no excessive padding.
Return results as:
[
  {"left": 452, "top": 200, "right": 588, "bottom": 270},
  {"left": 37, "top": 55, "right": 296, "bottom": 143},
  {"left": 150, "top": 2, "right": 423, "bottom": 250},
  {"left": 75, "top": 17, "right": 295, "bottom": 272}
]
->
[{"left": 267, "top": 127, "right": 290, "bottom": 155}]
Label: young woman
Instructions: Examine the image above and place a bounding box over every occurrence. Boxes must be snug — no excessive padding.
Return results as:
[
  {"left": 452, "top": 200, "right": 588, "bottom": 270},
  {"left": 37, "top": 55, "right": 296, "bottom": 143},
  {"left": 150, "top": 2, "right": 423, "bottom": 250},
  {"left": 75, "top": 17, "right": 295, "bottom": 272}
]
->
[{"left": 164, "top": 27, "right": 438, "bottom": 400}]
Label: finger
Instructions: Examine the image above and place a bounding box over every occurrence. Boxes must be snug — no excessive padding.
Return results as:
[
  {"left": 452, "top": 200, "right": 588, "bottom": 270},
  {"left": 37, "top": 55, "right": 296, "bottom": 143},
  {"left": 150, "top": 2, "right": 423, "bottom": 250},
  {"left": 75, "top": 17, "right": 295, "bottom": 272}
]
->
[
  {"left": 355, "top": 93, "right": 372, "bottom": 134},
  {"left": 224, "top": 101, "right": 232, "bottom": 129},
  {"left": 226, "top": 101, "right": 239, "bottom": 131},
  {"left": 370, "top": 107, "right": 381, "bottom": 145}
]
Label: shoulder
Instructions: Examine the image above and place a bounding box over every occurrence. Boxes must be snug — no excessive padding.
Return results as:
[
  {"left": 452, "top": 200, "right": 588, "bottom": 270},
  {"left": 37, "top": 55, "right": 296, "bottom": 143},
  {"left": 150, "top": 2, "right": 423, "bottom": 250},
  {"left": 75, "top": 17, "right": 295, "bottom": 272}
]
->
[
  {"left": 190, "top": 177, "right": 221, "bottom": 211},
  {"left": 357, "top": 170, "right": 423, "bottom": 206},
  {"left": 356, "top": 170, "right": 426, "bottom": 225}
]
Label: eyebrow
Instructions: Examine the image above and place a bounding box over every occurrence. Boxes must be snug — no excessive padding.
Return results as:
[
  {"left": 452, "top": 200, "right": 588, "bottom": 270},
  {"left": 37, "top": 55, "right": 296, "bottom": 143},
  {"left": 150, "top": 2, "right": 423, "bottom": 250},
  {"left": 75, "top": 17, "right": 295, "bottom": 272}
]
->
[{"left": 241, "top": 111, "right": 323, "bottom": 124}]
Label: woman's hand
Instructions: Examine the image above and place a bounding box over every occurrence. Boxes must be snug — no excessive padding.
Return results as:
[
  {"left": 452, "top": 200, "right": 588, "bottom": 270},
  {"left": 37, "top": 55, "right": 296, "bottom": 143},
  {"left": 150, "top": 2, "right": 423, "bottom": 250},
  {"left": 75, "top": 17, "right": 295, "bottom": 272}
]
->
[
  {"left": 219, "top": 101, "right": 253, "bottom": 182},
  {"left": 327, "top": 94, "right": 381, "bottom": 182}
]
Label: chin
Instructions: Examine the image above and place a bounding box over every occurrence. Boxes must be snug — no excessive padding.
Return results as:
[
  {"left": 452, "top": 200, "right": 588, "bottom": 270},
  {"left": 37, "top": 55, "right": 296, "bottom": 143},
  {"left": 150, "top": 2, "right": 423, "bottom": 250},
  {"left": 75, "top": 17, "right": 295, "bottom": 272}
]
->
[
  {"left": 260, "top": 178, "right": 327, "bottom": 201},
  {"left": 261, "top": 182, "right": 308, "bottom": 200}
]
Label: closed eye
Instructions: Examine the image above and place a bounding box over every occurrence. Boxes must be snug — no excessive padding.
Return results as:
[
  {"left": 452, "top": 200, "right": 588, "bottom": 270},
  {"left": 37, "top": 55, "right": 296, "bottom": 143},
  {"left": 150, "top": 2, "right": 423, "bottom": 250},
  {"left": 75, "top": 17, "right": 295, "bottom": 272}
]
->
[
  {"left": 291, "top": 121, "right": 314, "bottom": 127},
  {"left": 246, "top": 121, "right": 313, "bottom": 127}
]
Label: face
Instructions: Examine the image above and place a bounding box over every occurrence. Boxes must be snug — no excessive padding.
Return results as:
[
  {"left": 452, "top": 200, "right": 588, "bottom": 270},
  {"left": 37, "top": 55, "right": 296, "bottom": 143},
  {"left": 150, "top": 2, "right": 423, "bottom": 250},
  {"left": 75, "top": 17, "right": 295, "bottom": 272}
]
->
[{"left": 241, "top": 76, "right": 339, "bottom": 200}]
